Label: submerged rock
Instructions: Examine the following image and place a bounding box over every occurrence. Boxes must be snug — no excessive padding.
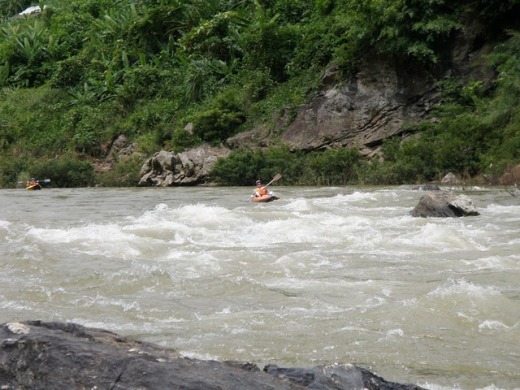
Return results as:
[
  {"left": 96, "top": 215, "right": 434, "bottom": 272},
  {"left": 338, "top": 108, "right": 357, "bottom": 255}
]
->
[
  {"left": 0, "top": 321, "right": 425, "bottom": 389},
  {"left": 410, "top": 190, "right": 480, "bottom": 217}
]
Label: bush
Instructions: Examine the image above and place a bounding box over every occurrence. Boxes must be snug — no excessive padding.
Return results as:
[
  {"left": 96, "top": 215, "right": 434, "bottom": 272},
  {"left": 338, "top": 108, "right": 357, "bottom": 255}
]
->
[
  {"left": 211, "top": 149, "right": 264, "bottom": 185},
  {"left": 0, "top": 154, "right": 27, "bottom": 187},
  {"left": 191, "top": 89, "right": 246, "bottom": 144},
  {"left": 30, "top": 156, "right": 95, "bottom": 187},
  {"left": 212, "top": 145, "right": 361, "bottom": 186},
  {"left": 50, "top": 55, "right": 89, "bottom": 88},
  {"left": 307, "top": 148, "right": 361, "bottom": 185}
]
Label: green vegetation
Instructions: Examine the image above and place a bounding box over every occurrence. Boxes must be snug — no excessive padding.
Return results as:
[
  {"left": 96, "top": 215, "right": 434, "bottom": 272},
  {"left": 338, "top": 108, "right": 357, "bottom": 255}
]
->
[{"left": 1, "top": 0, "right": 519, "bottom": 187}]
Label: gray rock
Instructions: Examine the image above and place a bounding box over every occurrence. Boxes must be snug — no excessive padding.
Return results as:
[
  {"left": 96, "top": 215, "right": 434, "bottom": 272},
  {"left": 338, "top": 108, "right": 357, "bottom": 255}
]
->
[
  {"left": 0, "top": 321, "right": 425, "bottom": 390},
  {"left": 138, "top": 145, "right": 230, "bottom": 187},
  {"left": 280, "top": 58, "right": 439, "bottom": 152},
  {"left": 410, "top": 191, "right": 480, "bottom": 217},
  {"left": 224, "top": 58, "right": 439, "bottom": 154},
  {"left": 441, "top": 172, "right": 458, "bottom": 185},
  {"left": 264, "top": 364, "right": 424, "bottom": 390}
]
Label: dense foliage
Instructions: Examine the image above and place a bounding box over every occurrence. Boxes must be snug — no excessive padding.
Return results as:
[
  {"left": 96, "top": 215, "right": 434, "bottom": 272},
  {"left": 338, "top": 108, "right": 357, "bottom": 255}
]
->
[{"left": 0, "top": 0, "right": 519, "bottom": 187}]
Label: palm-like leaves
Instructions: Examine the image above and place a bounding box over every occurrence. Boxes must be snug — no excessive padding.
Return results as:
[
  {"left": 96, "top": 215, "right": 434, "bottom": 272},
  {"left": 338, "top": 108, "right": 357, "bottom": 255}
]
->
[{"left": 0, "top": 0, "right": 29, "bottom": 20}]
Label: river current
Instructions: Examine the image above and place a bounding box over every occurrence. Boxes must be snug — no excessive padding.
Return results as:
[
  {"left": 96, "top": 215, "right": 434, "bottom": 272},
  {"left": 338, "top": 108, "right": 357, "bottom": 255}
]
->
[{"left": 0, "top": 186, "right": 519, "bottom": 389}]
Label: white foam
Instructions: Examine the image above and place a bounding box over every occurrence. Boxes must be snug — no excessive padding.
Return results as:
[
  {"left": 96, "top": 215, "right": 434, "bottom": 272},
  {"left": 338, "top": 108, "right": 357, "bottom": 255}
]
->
[
  {"left": 284, "top": 198, "right": 312, "bottom": 211},
  {"left": 461, "top": 256, "right": 510, "bottom": 271},
  {"left": 428, "top": 279, "right": 500, "bottom": 298},
  {"left": 0, "top": 220, "right": 11, "bottom": 229},
  {"left": 478, "top": 320, "right": 510, "bottom": 331}
]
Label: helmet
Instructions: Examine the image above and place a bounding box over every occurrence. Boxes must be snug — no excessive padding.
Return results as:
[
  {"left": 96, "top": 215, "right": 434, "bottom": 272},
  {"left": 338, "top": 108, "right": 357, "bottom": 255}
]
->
[{"left": 255, "top": 180, "right": 261, "bottom": 184}]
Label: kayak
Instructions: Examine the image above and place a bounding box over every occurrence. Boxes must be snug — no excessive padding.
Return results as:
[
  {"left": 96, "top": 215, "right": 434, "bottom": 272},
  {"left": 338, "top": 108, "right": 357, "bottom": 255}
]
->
[
  {"left": 252, "top": 194, "right": 280, "bottom": 203},
  {"left": 20, "top": 179, "right": 50, "bottom": 190},
  {"left": 26, "top": 183, "right": 42, "bottom": 191}
]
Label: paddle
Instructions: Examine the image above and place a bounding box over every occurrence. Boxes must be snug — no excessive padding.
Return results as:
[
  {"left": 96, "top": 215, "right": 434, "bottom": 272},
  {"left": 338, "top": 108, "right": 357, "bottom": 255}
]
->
[
  {"left": 17, "top": 179, "right": 51, "bottom": 186},
  {"left": 264, "top": 173, "right": 282, "bottom": 188}
]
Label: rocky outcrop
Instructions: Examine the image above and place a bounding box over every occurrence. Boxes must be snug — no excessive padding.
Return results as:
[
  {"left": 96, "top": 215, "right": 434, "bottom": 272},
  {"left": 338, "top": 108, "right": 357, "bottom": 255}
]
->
[
  {"left": 0, "top": 321, "right": 425, "bottom": 390},
  {"left": 226, "top": 20, "right": 495, "bottom": 156},
  {"left": 227, "top": 58, "right": 439, "bottom": 155},
  {"left": 280, "top": 58, "right": 438, "bottom": 153},
  {"left": 94, "top": 134, "right": 142, "bottom": 173},
  {"left": 138, "top": 145, "right": 230, "bottom": 187},
  {"left": 410, "top": 191, "right": 480, "bottom": 217}
]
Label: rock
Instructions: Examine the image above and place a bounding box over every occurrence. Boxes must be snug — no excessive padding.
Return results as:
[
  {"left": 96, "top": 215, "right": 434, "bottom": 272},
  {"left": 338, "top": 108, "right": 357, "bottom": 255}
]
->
[
  {"left": 264, "top": 364, "right": 424, "bottom": 390},
  {"left": 225, "top": 124, "right": 273, "bottom": 150},
  {"left": 222, "top": 23, "right": 494, "bottom": 156},
  {"left": 138, "top": 145, "right": 230, "bottom": 186},
  {"left": 223, "top": 57, "right": 439, "bottom": 153},
  {"left": 410, "top": 191, "right": 480, "bottom": 217},
  {"left": 441, "top": 172, "right": 458, "bottom": 185},
  {"left": 94, "top": 134, "right": 142, "bottom": 174},
  {"left": 0, "top": 321, "right": 426, "bottom": 390},
  {"left": 278, "top": 57, "right": 439, "bottom": 151}
]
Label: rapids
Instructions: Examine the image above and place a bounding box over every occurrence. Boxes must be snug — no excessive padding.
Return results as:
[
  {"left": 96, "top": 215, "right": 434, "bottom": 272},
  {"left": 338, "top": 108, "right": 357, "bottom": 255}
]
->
[{"left": 1, "top": 186, "right": 519, "bottom": 389}]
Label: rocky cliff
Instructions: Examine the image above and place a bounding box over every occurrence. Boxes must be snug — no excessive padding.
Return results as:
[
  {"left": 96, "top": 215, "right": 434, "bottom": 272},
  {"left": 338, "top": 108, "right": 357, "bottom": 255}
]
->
[{"left": 138, "top": 22, "right": 495, "bottom": 186}]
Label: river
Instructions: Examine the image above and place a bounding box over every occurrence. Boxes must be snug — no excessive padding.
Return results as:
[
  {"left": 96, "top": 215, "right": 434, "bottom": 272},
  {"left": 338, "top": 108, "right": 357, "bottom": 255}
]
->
[{"left": 0, "top": 186, "right": 518, "bottom": 389}]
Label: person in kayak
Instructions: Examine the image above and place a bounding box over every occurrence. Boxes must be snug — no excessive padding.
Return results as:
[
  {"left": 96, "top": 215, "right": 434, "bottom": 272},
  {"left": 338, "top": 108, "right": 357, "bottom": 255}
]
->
[
  {"left": 251, "top": 179, "right": 279, "bottom": 202},
  {"left": 253, "top": 179, "right": 270, "bottom": 198}
]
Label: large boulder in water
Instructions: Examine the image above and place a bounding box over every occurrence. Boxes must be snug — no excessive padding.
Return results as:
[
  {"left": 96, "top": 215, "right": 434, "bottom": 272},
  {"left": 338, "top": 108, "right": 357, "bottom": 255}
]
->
[
  {"left": 410, "top": 191, "right": 479, "bottom": 217},
  {"left": 0, "top": 321, "right": 425, "bottom": 389}
]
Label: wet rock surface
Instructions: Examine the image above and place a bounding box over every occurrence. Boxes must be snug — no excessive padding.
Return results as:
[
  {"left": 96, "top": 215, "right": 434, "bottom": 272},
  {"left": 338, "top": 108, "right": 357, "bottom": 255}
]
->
[
  {"left": 410, "top": 190, "right": 480, "bottom": 217},
  {"left": 0, "top": 321, "right": 425, "bottom": 389}
]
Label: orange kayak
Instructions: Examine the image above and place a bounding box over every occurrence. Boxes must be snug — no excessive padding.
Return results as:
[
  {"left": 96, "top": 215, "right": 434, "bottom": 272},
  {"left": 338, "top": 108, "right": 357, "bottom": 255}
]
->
[
  {"left": 252, "top": 194, "right": 280, "bottom": 203},
  {"left": 26, "top": 183, "right": 42, "bottom": 190}
]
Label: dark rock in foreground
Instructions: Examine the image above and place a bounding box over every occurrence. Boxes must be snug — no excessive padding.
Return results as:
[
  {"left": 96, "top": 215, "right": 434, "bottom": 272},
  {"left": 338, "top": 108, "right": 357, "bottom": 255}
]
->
[
  {"left": 411, "top": 190, "right": 480, "bottom": 217},
  {"left": 0, "top": 321, "right": 425, "bottom": 390}
]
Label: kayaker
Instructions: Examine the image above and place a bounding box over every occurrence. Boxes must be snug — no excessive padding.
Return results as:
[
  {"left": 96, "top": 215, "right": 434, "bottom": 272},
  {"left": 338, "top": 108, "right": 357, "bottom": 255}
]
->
[
  {"left": 249, "top": 177, "right": 280, "bottom": 202},
  {"left": 252, "top": 179, "right": 270, "bottom": 198},
  {"left": 28, "top": 178, "right": 38, "bottom": 187}
]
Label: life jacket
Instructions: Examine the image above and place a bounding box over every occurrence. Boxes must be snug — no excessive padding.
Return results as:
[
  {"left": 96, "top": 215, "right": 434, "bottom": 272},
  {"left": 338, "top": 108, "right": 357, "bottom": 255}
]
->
[{"left": 254, "top": 186, "right": 269, "bottom": 197}]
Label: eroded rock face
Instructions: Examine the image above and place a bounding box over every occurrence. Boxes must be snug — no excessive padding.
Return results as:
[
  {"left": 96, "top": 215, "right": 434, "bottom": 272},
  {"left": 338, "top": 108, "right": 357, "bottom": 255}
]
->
[
  {"left": 410, "top": 191, "right": 480, "bottom": 217},
  {"left": 0, "top": 321, "right": 426, "bottom": 390},
  {"left": 280, "top": 58, "right": 438, "bottom": 152},
  {"left": 138, "top": 145, "right": 230, "bottom": 187}
]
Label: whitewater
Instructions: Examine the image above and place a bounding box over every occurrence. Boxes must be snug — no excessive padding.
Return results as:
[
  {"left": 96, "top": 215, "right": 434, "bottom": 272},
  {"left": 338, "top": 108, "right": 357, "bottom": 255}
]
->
[{"left": 0, "top": 186, "right": 519, "bottom": 389}]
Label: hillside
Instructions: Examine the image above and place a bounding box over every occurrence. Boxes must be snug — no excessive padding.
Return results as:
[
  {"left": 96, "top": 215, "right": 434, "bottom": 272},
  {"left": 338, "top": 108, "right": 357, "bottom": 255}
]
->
[{"left": 1, "top": 0, "right": 520, "bottom": 187}]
